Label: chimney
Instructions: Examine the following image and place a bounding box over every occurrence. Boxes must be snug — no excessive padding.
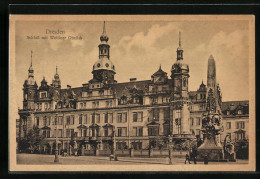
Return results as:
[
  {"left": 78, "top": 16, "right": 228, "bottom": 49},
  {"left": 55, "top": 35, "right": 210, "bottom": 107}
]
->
[
  {"left": 67, "top": 85, "right": 71, "bottom": 89},
  {"left": 130, "top": 78, "right": 137, "bottom": 82},
  {"left": 82, "top": 83, "right": 89, "bottom": 88}
]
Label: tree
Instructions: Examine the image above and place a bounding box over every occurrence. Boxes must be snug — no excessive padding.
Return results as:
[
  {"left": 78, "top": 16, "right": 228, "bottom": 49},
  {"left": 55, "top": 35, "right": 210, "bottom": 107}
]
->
[
  {"left": 19, "top": 125, "right": 46, "bottom": 153},
  {"left": 234, "top": 139, "right": 249, "bottom": 159}
]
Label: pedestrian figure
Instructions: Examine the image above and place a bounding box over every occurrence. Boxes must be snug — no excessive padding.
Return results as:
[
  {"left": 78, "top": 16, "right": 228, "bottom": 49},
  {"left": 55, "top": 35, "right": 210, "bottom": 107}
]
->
[
  {"left": 191, "top": 149, "right": 197, "bottom": 164},
  {"left": 193, "top": 155, "right": 197, "bottom": 164},
  {"left": 185, "top": 152, "right": 191, "bottom": 164},
  {"left": 204, "top": 155, "right": 208, "bottom": 165}
]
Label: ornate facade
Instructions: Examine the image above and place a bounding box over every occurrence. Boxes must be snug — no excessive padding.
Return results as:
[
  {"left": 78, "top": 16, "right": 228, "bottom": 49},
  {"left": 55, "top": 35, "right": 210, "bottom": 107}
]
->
[{"left": 18, "top": 22, "right": 249, "bottom": 154}]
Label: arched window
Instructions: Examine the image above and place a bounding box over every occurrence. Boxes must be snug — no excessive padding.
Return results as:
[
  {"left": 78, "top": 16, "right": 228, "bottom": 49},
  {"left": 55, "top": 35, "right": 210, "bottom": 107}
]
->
[
  {"left": 121, "top": 95, "right": 127, "bottom": 105},
  {"left": 183, "top": 78, "right": 186, "bottom": 87},
  {"left": 69, "top": 101, "right": 75, "bottom": 108},
  {"left": 57, "top": 101, "right": 63, "bottom": 109}
]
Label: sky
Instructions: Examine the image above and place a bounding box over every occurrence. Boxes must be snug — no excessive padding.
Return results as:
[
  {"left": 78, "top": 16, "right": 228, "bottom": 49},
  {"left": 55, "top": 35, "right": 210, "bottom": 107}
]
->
[{"left": 14, "top": 19, "right": 250, "bottom": 112}]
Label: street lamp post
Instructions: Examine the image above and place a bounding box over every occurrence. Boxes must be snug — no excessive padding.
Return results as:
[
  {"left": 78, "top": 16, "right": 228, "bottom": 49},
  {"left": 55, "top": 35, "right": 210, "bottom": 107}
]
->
[
  {"left": 112, "top": 126, "right": 118, "bottom": 161},
  {"left": 54, "top": 113, "right": 60, "bottom": 163},
  {"left": 168, "top": 135, "right": 173, "bottom": 165}
]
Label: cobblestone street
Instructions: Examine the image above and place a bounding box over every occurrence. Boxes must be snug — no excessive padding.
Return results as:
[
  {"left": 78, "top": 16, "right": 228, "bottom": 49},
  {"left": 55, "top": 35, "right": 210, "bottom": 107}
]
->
[{"left": 17, "top": 153, "right": 249, "bottom": 165}]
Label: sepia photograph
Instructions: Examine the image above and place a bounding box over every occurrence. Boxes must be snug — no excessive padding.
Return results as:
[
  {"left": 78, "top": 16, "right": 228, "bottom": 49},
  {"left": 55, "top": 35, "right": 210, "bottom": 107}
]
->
[{"left": 9, "top": 15, "right": 255, "bottom": 171}]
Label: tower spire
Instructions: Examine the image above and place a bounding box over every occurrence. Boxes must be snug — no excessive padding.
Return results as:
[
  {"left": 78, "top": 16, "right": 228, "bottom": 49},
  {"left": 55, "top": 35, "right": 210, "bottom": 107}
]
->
[
  {"left": 28, "top": 50, "right": 34, "bottom": 78},
  {"left": 103, "top": 21, "right": 106, "bottom": 34},
  {"left": 179, "top": 31, "right": 181, "bottom": 47},
  {"left": 53, "top": 65, "right": 61, "bottom": 88},
  {"left": 30, "top": 50, "right": 33, "bottom": 67},
  {"left": 100, "top": 21, "right": 109, "bottom": 43},
  {"left": 177, "top": 31, "right": 183, "bottom": 61}
]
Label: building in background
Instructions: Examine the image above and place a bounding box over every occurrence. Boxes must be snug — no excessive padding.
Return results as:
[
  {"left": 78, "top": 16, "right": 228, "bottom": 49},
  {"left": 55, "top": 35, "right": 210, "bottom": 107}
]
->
[
  {"left": 18, "top": 22, "right": 249, "bottom": 154},
  {"left": 221, "top": 101, "right": 249, "bottom": 142}
]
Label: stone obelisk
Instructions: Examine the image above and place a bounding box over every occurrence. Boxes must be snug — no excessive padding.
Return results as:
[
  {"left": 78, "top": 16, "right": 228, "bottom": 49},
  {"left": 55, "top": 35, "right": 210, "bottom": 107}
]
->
[{"left": 197, "top": 55, "right": 224, "bottom": 161}]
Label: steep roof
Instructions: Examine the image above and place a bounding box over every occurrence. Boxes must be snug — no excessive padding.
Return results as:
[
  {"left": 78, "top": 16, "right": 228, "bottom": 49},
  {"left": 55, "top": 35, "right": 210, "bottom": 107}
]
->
[
  {"left": 112, "top": 80, "right": 151, "bottom": 98},
  {"left": 152, "top": 65, "right": 167, "bottom": 77},
  {"left": 222, "top": 100, "right": 249, "bottom": 111},
  {"left": 188, "top": 91, "right": 197, "bottom": 97},
  {"left": 222, "top": 100, "right": 249, "bottom": 115}
]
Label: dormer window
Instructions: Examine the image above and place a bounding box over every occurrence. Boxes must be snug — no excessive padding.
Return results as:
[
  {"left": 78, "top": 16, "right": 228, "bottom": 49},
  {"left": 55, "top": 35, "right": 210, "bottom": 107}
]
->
[
  {"left": 99, "top": 90, "right": 104, "bottom": 96},
  {"left": 88, "top": 91, "right": 92, "bottom": 97},
  {"left": 37, "top": 103, "right": 42, "bottom": 111},
  {"left": 92, "top": 101, "right": 99, "bottom": 108},
  {"left": 82, "top": 92, "right": 88, "bottom": 97},
  {"left": 40, "top": 91, "right": 47, "bottom": 99},
  {"left": 69, "top": 101, "right": 75, "bottom": 108},
  {"left": 57, "top": 101, "right": 62, "bottom": 109},
  {"left": 44, "top": 102, "right": 48, "bottom": 110}
]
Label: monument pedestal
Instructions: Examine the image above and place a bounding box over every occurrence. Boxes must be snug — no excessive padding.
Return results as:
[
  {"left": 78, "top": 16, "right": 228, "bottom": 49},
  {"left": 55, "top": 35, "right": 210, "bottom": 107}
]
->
[{"left": 197, "top": 132, "right": 225, "bottom": 161}]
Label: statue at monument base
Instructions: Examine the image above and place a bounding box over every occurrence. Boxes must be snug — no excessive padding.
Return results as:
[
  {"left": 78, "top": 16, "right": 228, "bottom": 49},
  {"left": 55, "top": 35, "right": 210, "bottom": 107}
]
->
[{"left": 197, "top": 113, "right": 225, "bottom": 161}]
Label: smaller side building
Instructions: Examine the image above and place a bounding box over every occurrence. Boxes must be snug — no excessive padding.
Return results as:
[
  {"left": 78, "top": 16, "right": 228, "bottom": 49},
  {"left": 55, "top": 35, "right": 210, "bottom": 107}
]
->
[{"left": 221, "top": 100, "right": 249, "bottom": 142}]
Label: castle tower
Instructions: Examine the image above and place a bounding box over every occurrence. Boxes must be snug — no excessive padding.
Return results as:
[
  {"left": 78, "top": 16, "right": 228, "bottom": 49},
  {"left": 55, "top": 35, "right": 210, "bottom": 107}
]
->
[
  {"left": 52, "top": 66, "right": 61, "bottom": 88},
  {"left": 171, "top": 32, "right": 189, "bottom": 99},
  {"left": 92, "top": 21, "right": 116, "bottom": 85},
  {"left": 23, "top": 50, "right": 37, "bottom": 110},
  {"left": 171, "top": 32, "right": 191, "bottom": 136}
]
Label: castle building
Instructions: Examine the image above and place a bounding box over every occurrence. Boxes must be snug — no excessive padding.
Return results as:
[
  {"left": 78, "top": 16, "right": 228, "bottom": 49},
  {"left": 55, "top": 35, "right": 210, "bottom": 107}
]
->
[{"left": 18, "top": 22, "right": 249, "bottom": 154}]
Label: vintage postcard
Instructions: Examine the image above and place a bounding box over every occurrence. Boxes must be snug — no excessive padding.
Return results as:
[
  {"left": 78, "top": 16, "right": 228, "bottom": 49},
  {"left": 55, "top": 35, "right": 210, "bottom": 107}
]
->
[{"left": 9, "top": 15, "right": 255, "bottom": 172}]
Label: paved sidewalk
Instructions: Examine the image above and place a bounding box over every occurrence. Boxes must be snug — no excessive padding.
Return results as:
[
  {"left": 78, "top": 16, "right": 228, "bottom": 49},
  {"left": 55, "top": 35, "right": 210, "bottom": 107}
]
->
[{"left": 17, "top": 153, "right": 249, "bottom": 165}]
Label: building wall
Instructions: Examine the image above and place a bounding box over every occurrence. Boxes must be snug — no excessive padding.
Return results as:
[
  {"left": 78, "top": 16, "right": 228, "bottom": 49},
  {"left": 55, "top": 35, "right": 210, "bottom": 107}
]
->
[
  {"left": 18, "top": 25, "right": 249, "bottom": 152},
  {"left": 222, "top": 115, "right": 249, "bottom": 142}
]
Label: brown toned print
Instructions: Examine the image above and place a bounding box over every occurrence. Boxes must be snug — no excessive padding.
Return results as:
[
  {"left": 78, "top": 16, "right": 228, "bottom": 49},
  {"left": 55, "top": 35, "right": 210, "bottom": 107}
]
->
[{"left": 9, "top": 15, "right": 255, "bottom": 171}]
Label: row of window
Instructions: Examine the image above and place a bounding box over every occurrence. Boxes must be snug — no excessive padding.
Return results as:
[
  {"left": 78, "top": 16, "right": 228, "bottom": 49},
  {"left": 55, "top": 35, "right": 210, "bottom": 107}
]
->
[
  {"left": 34, "top": 99, "right": 114, "bottom": 111},
  {"left": 226, "top": 121, "right": 245, "bottom": 129},
  {"left": 197, "top": 93, "right": 206, "bottom": 100},
  {"left": 190, "top": 117, "right": 201, "bottom": 126},
  {"left": 41, "top": 126, "right": 146, "bottom": 138},
  {"left": 82, "top": 90, "right": 105, "bottom": 97},
  {"left": 35, "top": 112, "right": 145, "bottom": 126},
  {"left": 150, "top": 86, "right": 168, "bottom": 92},
  {"left": 113, "top": 142, "right": 143, "bottom": 150},
  {"left": 226, "top": 110, "right": 244, "bottom": 115},
  {"left": 150, "top": 97, "right": 170, "bottom": 104},
  {"left": 36, "top": 102, "right": 50, "bottom": 110},
  {"left": 190, "top": 104, "right": 206, "bottom": 111},
  {"left": 226, "top": 132, "right": 246, "bottom": 140}
]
